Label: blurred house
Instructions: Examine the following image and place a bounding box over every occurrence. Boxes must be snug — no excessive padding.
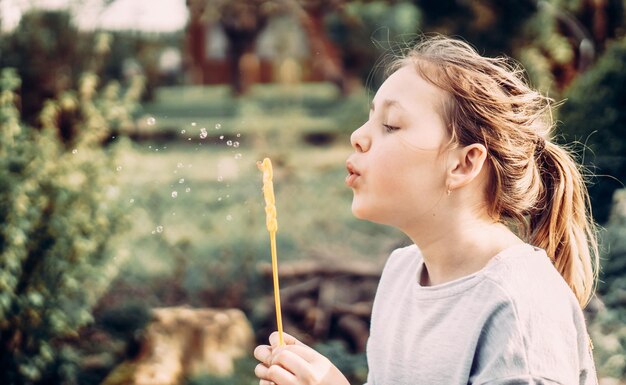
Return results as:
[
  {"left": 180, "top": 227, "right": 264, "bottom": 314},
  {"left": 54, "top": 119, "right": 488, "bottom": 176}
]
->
[{"left": 185, "top": 0, "right": 345, "bottom": 93}]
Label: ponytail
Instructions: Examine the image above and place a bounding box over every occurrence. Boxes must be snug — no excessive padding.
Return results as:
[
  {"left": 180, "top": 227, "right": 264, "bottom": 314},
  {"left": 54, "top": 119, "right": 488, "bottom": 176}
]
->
[{"left": 529, "top": 141, "right": 599, "bottom": 307}]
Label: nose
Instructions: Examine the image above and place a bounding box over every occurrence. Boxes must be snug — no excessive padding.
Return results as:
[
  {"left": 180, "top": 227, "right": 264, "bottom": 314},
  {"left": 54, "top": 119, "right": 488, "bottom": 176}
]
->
[{"left": 350, "top": 123, "right": 371, "bottom": 153}]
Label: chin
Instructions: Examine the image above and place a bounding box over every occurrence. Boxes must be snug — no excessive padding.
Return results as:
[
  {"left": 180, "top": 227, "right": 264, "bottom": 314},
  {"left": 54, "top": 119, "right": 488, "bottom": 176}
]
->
[{"left": 351, "top": 202, "right": 386, "bottom": 224}]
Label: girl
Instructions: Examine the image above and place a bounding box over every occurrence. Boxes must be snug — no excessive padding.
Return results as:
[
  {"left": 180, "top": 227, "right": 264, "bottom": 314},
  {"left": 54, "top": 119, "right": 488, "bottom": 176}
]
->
[{"left": 254, "top": 35, "right": 599, "bottom": 384}]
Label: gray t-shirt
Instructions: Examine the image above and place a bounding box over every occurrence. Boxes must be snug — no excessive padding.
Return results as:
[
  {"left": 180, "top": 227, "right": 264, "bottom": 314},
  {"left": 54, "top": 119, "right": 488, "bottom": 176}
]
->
[{"left": 365, "top": 243, "right": 597, "bottom": 384}]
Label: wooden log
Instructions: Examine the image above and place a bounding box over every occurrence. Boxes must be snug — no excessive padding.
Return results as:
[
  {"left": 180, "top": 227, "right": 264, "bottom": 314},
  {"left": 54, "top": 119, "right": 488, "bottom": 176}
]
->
[
  {"left": 258, "top": 259, "right": 382, "bottom": 279},
  {"left": 337, "top": 314, "right": 370, "bottom": 352}
]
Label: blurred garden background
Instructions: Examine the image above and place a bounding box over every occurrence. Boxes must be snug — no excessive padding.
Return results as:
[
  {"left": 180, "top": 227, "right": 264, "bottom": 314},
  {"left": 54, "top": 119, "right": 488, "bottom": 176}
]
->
[{"left": 1, "top": 0, "right": 626, "bottom": 384}]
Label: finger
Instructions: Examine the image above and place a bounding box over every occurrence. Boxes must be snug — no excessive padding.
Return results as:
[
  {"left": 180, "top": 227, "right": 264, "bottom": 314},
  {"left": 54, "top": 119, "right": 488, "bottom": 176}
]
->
[
  {"left": 277, "top": 344, "right": 324, "bottom": 364},
  {"left": 254, "top": 344, "right": 272, "bottom": 366},
  {"left": 255, "top": 363, "right": 272, "bottom": 381},
  {"left": 267, "top": 363, "right": 298, "bottom": 385},
  {"left": 259, "top": 380, "right": 275, "bottom": 385},
  {"left": 271, "top": 348, "right": 314, "bottom": 382},
  {"left": 269, "top": 331, "right": 304, "bottom": 347}
]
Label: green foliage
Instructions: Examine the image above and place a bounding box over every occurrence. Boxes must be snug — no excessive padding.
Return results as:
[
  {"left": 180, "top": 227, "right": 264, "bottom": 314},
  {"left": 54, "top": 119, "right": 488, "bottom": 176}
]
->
[
  {"left": 589, "top": 189, "right": 626, "bottom": 378},
  {"left": 0, "top": 66, "right": 143, "bottom": 384},
  {"left": 415, "top": 0, "right": 537, "bottom": 56},
  {"left": 0, "top": 9, "right": 174, "bottom": 127},
  {"left": 97, "top": 300, "right": 152, "bottom": 341},
  {"left": 0, "top": 10, "right": 88, "bottom": 125},
  {"left": 314, "top": 341, "right": 368, "bottom": 384},
  {"left": 185, "top": 356, "right": 258, "bottom": 385},
  {"left": 325, "top": 1, "right": 422, "bottom": 87},
  {"left": 558, "top": 37, "right": 626, "bottom": 223}
]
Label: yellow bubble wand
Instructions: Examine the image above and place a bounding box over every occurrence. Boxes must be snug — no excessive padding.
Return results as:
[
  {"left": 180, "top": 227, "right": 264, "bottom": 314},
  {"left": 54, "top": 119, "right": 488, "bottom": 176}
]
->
[{"left": 257, "top": 158, "right": 285, "bottom": 346}]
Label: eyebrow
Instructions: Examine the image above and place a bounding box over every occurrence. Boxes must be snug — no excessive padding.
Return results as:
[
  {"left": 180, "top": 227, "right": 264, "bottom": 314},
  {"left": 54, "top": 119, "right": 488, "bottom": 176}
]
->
[{"left": 370, "top": 99, "right": 406, "bottom": 112}]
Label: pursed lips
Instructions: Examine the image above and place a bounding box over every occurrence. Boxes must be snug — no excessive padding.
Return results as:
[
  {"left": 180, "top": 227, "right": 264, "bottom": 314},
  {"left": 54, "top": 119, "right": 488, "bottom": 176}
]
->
[{"left": 345, "top": 161, "right": 361, "bottom": 187}]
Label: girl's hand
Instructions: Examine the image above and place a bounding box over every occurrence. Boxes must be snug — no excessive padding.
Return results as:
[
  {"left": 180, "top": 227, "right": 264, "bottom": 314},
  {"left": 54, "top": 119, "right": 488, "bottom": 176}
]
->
[{"left": 253, "top": 331, "right": 351, "bottom": 385}]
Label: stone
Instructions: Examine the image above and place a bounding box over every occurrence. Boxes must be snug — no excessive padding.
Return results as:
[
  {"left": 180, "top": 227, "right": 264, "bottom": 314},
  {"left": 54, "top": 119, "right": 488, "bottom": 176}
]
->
[{"left": 101, "top": 307, "right": 253, "bottom": 385}]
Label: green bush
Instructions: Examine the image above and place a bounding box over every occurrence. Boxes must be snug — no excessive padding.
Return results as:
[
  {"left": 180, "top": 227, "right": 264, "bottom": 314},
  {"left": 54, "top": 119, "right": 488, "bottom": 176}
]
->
[
  {"left": 0, "top": 67, "right": 143, "bottom": 384},
  {"left": 558, "top": 36, "right": 626, "bottom": 223}
]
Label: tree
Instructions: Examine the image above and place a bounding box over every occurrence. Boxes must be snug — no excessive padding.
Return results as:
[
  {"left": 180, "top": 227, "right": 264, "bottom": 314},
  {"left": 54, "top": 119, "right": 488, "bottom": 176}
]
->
[
  {"left": 558, "top": 36, "right": 626, "bottom": 224},
  {"left": 0, "top": 10, "right": 87, "bottom": 127}
]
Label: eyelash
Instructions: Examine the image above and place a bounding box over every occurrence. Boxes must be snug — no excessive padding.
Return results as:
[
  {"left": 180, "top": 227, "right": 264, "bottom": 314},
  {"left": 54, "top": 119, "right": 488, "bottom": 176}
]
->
[{"left": 383, "top": 124, "right": 400, "bottom": 133}]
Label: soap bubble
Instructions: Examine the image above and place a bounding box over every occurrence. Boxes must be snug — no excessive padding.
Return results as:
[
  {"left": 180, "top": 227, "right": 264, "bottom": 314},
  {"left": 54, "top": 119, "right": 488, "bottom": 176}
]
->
[
  {"left": 226, "top": 214, "right": 233, "bottom": 221},
  {"left": 171, "top": 191, "right": 178, "bottom": 198},
  {"left": 156, "top": 225, "right": 163, "bottom": 233},
  {"left": 215, "top": 123, "right": 221, "bottom": 130},
  {"left": 177, "top": 162, "right": 183, "bottom": 168},
  {"left": 116, "top": 166, "right": 122, "bottom": 171},
  {"left": 236, "top": 133, "right": 241, "bottom": 138},
  {"left": 234, "top": 153, "right": 242, "bottom": 160},
  {"left": 226, "top": 140, "right": 233, "bottom": 146},
  {"left": 217, "top": 176, "right": 223, "bottom": 182},
  {"left": 72, "top": 149, "right": 78, "bottom": 154},
  {"left": 185, "top": 187, "right": 191, "bottom": 193},
  {"left": 191, "top": 122, "right": 197, "bottom": 126},
  {"left": 233, "top": 141, "right": 240, "bottom": 148},
  {"left": 181, "top": 129, "right": 186, "bottom": 134},
  {"left": 147, "top": 117, "right": 156, "bottom": 125},
  {"left": 129, "top": 198, "right": 135, "bottom": 203},
  {"left": 179, "top": 178, "right": 185, "bottom": 184},
  {"left": 219, "top": 135, "right": 224, "bottom": 140},
  {"left": 200, "top": 128, "right": 208, "bottom": 139}
]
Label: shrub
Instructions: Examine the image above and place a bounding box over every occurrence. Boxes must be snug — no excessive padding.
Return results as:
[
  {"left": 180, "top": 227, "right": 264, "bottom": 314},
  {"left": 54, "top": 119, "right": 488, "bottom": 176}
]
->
[{"left": 0, "top": 67, "right": 143, "bottom": 384}]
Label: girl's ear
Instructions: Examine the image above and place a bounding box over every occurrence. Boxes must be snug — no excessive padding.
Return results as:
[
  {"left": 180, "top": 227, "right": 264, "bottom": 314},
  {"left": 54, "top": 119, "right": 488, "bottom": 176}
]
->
[{"left": 446, "top": 143, "right": 488, "bottom": 191}]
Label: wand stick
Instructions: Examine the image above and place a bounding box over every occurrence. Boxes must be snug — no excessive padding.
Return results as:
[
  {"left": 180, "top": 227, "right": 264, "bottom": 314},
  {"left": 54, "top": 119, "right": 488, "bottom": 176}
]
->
[{"left": 257, "top": 158, "right": 285, "bottom": 346}]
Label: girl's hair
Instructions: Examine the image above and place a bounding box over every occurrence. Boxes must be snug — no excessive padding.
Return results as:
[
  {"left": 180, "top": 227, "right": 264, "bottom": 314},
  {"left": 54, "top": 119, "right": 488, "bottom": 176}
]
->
[{"left": 390, "top": 35, "right": 598, "bottom": 308}]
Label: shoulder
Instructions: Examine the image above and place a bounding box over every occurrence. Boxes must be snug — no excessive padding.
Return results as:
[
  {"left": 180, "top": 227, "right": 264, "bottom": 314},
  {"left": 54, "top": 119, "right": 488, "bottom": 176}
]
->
[
  {"left": 471, "top": 244, "right": 596, "bottom": 384},
  {"left": 481, "top": 244, "right": 580, "bottom": 320},
  {"left": 380, "top": 244, "right": 421, "bottom": 278}
]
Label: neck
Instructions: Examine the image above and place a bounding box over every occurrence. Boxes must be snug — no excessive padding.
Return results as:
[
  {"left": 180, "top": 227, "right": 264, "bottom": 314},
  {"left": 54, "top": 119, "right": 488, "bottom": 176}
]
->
[{"left": 403, "top": 211, "right": 522, "bottom": 286}]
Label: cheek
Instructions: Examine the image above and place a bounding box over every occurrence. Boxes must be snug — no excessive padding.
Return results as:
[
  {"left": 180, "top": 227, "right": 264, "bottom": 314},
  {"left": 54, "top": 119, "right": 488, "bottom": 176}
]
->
[{"left": 377, "top": 150, "right": 446, "bottom": 197}]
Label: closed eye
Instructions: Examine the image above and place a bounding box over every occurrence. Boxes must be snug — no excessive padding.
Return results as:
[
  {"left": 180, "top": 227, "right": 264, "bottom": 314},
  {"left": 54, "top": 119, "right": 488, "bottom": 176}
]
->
[{"left": 383, "top": 124, "right": 400, "bottom": 133}]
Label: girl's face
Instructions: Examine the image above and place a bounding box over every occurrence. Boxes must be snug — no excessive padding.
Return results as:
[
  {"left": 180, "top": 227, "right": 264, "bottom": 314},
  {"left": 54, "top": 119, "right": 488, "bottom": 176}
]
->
[{"left": 346, "top": 65, "right": 451, "bottom": 229}]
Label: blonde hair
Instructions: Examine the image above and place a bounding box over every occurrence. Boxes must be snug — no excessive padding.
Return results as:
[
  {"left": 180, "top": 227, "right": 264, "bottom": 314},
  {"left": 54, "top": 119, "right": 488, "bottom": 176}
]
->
[{"left": 390, "top": 35, "right": 598, "bottom": 308}]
